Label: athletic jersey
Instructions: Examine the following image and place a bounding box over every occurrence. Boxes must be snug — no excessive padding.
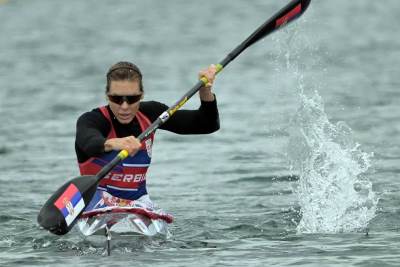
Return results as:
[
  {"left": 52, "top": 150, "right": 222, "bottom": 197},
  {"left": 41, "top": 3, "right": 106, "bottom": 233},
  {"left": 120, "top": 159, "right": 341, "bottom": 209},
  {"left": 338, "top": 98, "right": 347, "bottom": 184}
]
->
[{"left": 78, "top": 106, "right": 154, "bottom": 200}]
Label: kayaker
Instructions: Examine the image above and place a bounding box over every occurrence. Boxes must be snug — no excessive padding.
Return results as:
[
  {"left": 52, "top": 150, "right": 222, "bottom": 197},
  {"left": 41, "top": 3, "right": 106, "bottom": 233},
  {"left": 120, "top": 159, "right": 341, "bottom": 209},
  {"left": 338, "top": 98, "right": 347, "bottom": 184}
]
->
[{"left": 75, "top": 61, "right": 219, "bottom": 210}]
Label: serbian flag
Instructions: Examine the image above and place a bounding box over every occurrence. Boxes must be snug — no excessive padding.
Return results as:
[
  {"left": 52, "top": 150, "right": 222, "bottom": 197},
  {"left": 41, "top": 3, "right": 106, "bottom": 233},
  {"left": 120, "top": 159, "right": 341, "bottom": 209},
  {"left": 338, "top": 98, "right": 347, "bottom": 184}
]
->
[{"left": 54, "top": 184, "right": 85, "bottom": 226}]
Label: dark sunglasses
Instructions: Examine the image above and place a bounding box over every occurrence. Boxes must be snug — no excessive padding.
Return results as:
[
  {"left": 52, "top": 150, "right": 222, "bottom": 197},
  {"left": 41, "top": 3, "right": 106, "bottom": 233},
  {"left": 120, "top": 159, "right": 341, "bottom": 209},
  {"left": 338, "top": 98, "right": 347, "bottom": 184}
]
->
[{"left": 107, "top": 94, "right": 142, "bottom": 105}]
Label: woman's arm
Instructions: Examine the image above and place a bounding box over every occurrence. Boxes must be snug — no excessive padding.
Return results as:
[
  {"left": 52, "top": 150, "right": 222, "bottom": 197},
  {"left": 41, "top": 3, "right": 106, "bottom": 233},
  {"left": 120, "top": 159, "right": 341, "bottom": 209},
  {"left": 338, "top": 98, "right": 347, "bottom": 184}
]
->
[{"left": 75, "top": 110, "right": 109, "bottom": 162}]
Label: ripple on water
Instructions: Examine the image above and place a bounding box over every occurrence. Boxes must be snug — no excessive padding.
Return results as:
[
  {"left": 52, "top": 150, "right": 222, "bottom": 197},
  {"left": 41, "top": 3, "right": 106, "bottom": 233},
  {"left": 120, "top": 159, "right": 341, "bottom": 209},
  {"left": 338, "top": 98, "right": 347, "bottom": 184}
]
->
[
  {"left": 227, "top": 174, "right": 299, "bottom": 184},
  {"left": 50, "top": 103, "right": 80, "bottom": 114},
  {"left": 0, "top": 146, "right": 11, "bottom": 155},
  {"left": 0, "top": 214, "right": 29, "bottom": 223}
]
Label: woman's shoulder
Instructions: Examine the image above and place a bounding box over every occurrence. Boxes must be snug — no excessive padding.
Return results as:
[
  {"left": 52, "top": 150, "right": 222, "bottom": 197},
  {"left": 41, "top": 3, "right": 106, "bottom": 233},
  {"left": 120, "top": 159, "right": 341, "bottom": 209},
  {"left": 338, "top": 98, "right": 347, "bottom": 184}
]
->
[{"left": 77, "top": 107, "right": 109, "bottom": 126}]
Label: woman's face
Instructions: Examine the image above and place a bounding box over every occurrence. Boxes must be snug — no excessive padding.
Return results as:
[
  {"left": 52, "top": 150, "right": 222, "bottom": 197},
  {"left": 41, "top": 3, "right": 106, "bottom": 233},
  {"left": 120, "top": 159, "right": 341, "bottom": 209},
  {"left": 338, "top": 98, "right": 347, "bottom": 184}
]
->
[{"left": 107, "top": 80, "right": 143, "bottom": 124}]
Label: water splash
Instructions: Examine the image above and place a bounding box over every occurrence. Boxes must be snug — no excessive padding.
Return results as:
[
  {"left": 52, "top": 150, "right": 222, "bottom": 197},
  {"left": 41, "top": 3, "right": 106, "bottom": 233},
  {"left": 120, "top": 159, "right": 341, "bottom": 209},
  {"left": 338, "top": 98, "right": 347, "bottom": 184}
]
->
[
  {"left": 270, "top": 25, "right": 379, "bottom": 233},
  {"left": 289, "top": 91, "right": 378, "bottom": 233}
]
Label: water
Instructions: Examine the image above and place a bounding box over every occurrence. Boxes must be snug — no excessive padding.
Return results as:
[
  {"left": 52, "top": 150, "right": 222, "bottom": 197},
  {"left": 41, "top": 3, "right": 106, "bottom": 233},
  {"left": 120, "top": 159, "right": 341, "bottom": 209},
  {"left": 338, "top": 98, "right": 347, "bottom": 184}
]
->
[
  {"left": 289, "top": 92, "right": 377, "bottom": 233},
  {"left": 1, "top": 0, "right": 399, "bottom": 266}
]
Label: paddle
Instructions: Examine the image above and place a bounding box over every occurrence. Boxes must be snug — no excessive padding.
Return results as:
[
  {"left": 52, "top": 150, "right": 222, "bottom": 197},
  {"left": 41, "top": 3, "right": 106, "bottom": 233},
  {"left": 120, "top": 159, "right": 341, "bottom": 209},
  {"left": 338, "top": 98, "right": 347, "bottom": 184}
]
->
[{"left": 37, "top": 0, "right": 311, "bottom": 235}]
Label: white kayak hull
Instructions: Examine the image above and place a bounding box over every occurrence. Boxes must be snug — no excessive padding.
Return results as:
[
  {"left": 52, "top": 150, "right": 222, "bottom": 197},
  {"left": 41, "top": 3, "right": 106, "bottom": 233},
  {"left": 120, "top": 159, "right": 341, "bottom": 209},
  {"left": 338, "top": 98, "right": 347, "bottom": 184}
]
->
[{"left": 77, "top": 207, "right": 173, "bottom": 237}]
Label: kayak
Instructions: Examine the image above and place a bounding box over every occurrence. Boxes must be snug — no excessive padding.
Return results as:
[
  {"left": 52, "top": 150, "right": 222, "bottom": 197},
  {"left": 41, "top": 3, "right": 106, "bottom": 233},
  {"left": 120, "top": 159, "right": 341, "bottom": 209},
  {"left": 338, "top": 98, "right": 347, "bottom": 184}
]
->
[
  {"left": 76, "top": 190, "right": 173, "bottom": 255},
  {"left": 77, "top": 206, "right": 173, "bottom": 237}
]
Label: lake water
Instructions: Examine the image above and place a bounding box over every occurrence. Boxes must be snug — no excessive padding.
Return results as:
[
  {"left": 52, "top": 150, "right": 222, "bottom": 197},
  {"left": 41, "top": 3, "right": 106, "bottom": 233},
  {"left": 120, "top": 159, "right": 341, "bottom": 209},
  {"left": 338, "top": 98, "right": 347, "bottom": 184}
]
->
[{"left": 1, "top": 0, "right": 399, "bottom": 266}]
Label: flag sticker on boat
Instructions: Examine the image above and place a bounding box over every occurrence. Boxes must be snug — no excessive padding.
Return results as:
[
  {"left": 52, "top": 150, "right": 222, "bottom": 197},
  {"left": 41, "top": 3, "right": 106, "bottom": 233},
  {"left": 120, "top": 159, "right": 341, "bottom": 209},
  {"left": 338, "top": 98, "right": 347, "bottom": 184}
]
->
[{"left": 54, "top": 184, "right": 85, "bottom": 226}]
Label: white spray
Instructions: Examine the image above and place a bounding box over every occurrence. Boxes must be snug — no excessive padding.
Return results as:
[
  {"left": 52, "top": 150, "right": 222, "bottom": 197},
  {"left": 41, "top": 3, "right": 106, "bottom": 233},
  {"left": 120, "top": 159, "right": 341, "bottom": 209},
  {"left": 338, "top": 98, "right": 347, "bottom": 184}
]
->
[
  {"left": 270, "top": 24, "right": 378, "bottom": 233},
  {"left": 288, "top": 90, "right": 378, "bottom": 233}
]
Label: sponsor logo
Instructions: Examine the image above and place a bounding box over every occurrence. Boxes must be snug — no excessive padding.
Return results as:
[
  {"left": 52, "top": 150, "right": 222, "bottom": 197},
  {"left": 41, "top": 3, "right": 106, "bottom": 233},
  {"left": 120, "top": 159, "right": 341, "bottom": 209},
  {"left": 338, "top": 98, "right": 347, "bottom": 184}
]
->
[
  {"left": 159, "top": 111, "right": 170, "bottom": 122},
  {"left": 104, "top": 173, "right": 146, "bottom": 183},
  {"left": 103, "top": 194, "right": 134, "bottom": 206},
  {"left": 168, "top": 97, "right": 188, "bottom": 116}
]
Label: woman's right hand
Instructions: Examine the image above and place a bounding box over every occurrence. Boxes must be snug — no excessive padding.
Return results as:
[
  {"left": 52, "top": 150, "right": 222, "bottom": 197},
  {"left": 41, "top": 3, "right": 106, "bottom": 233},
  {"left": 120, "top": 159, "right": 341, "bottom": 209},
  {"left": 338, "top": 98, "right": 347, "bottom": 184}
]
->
[{"left": 104, "top": 136, "right": 142, "bottom": 156}]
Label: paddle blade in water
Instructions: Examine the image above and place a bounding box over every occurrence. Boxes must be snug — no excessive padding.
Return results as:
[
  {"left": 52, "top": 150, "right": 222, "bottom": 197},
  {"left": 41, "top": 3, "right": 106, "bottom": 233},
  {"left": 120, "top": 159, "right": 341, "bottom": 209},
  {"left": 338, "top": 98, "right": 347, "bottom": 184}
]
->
[{"left": 37, "top": 175, "right": 98, "bottom": 235}]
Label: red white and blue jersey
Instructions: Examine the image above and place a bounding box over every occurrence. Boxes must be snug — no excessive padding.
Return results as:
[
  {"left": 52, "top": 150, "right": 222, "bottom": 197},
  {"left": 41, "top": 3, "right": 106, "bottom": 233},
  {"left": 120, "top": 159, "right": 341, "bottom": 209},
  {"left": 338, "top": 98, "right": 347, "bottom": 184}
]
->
[{"left": 78, "top": 106, "right": 154, "bottom": 201}]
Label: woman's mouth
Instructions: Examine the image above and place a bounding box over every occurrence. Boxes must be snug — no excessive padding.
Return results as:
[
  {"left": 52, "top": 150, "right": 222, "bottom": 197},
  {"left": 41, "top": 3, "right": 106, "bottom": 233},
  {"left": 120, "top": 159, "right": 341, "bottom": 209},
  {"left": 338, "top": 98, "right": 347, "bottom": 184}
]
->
[{"left": 118, "top": 113, "right": 132, "bottom": 121}]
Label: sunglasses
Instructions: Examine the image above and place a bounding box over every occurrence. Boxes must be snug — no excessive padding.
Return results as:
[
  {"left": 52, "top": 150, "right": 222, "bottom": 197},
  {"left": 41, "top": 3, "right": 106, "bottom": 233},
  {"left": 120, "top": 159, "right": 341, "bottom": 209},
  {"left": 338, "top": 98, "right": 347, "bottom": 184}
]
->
[{"left": 107, "top": 94, "right": 142, "bottom": 105}]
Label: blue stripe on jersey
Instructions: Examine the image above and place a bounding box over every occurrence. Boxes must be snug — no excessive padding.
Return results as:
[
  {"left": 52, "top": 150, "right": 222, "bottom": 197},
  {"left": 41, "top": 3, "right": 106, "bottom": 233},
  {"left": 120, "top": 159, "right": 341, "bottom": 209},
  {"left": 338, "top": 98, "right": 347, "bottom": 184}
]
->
[
  {"left": 123, "top": 150, "right": 151, "bottom": 165},
  {"left": 105, "top": 182, "right": 147, "bottom": 200},
  {"left": 93, "top": 150, "right": 151, "bottom": 168}
]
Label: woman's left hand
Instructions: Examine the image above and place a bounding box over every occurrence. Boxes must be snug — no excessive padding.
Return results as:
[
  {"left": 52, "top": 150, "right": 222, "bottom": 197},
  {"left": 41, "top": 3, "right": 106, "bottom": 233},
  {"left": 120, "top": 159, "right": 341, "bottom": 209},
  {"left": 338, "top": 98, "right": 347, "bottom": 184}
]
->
[{"left": 198, "top": 64, "right": 217, "bottom": 101}]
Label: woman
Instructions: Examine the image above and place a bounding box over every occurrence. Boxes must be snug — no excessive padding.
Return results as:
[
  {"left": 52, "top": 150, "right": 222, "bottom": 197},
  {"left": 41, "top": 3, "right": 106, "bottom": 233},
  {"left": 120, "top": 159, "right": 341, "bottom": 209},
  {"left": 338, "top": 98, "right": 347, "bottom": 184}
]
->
[{"left": 74, "top": 61, "right": 220, "bottom": 234}]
